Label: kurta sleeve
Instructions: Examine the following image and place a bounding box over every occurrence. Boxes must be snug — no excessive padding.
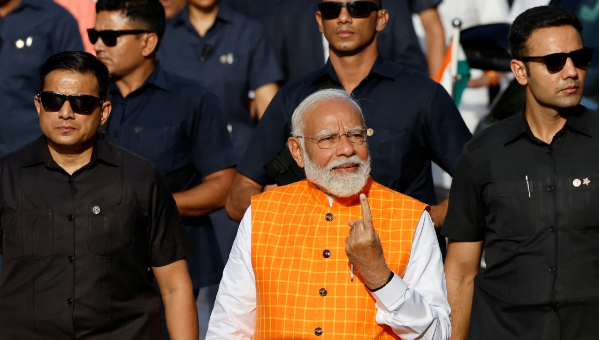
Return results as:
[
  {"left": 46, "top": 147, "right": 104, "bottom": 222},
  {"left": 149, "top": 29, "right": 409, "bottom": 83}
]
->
[
  {"left": 206, "top": 208, "right": 256, "bottom": 339},
  {"left": 370, "top": 211, "right": 451, "bottom": 340}
]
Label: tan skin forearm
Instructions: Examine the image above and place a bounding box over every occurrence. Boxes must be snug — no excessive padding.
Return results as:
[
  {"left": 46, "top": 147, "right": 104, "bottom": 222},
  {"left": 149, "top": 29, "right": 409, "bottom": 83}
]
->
[
  {"left": 250, "top": 83, "right": 279, "bottom": 121},
  {"left": 173, "top": 167, "right": 235, "bottom": 217},
  {"left": 225, "top": 172, "right": 264, "bottom": 222},
  {"left": 444, "top": 240, "right": 484, "bottom": 340},
  {"left": 153, "top": 259, "right": 198, "bottom": 340},
  {"left": 430, "top": 197, "right": 449, "bottom": 229},
  {"left": 420, "top": 7, "right": 446, "bottom": 78}
]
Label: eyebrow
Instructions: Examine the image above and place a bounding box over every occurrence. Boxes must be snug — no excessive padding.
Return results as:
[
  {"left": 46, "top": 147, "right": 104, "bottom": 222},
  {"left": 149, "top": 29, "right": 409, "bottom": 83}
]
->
[{"left": 314, "top": 126, "right": 364, "bottom": 138}]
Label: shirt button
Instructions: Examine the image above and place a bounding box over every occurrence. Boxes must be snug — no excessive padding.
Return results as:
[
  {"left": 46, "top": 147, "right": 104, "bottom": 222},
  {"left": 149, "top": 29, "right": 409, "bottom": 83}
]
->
[
  {"left": 551, "top": 305, "right": 558, "bottom": 312},
  {"left": 67, "top": 256, "right": 74, "bottom": 263},
  {"left": 549, "top": 226, "right": 556, "bottom": 232},
  {"left": 134, "top": 126, "right": 142, "bottom": 133},
  {"left": 546, "top": 148, "right": 553, "bottom": 155},
  {"left": 67, "top": 177, "right": 72, "bottom": 183},
  {"left": 547, "top": 186, "right": 554, "bottom": 192},
  {"left": 67, "top": 214, "right": 74, "bottom": 221},
  {"left": 549, "top": 266, "right": 556, "bottom": 273},
  {"left": 322, "top": 250, "right": 331, "bottom": 258},
  {"left": 319, "top": 288, "right": 327, "bottom": 297},
  {"left": 67, "top": 298, "right": 73, "bottom": 305},
  {"left": 325, "top": 213, "right": 334, "bottom": 222},
  {"left": 314, "top": 327, "right": 323, "bottom": 336}
]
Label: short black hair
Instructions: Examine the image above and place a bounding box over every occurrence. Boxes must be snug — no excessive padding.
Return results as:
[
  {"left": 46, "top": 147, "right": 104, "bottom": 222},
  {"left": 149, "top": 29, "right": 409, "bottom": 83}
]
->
[
  {"left": 40, "top": 51, "right": 110, "bottom": 100},
  {"left": 96, "top": 0, "right": 165, "bottom": 50},
  {"left": 509, "top": 6, "right": 583, "bottom": 60}
]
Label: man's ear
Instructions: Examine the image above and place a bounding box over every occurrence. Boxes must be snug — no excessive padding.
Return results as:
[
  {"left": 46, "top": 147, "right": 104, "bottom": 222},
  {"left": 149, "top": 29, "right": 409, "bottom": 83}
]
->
[
  {"left": 288, "top": 137, "right": 305, "bottom": 169},
  {"left": 141, "top": 33, "right": 159, "bottom": 58},
  {"left": 316, "top": 12, "right": 324, "bottom": 34},
  {"left": 511, "top": 59, "right": 529, "bottom": 86},
  {"left": 99, "top": 101, "right": 112, "bottom": 126},
  {"left": 34, "top": 94, "right": 42, "bottom": 118},
  {"left": 376, "top": 9, "right": 389, "bottom": 32}
]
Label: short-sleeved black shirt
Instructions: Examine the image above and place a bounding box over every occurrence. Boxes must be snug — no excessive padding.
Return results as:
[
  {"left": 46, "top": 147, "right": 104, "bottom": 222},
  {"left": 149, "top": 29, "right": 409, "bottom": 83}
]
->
[
  {"left": 0, "top": 136, "right": 193, "bottom": 339},
  {"left": 443, "top": 106, "right": 599, "bottom": 339}
]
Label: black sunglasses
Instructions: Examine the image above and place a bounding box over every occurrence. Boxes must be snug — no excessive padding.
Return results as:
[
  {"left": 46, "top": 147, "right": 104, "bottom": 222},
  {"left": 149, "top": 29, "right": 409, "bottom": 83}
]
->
[
  {"left": 38, "top": 91, "right": 104, "bottom": 114},
  {"left": 87, "top": 29, "right": 151, "bottom": 47},
  {"left": 318, "top": 1, "right": 380, "bottom": 20},
  {"left": 519, "top": 48, "right": 594, "bottom": 73}
]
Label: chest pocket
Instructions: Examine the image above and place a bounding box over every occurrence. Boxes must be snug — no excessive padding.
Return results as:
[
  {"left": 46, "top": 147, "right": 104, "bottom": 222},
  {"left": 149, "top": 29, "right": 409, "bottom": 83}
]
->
[
  {"left": 484, "top": 181, "right": 535, "bottom": 238},
  {"left": 567, "top": 174, "right": 599, "bottom": 228},
  {"left": 1, "top": 209, "right": 53, "bottom": 261},
  {"left": 88, "top": 205, "right": 137, "bottom": 257},
  {"left": 138, "top": 126, "right": 178, "bottom": 175}
]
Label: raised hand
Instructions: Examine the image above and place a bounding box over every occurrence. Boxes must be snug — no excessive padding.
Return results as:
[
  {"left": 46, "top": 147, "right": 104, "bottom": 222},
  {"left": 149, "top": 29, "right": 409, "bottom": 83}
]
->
[{"left": 345, "top": 194, "right": 392, "bottom": 290}]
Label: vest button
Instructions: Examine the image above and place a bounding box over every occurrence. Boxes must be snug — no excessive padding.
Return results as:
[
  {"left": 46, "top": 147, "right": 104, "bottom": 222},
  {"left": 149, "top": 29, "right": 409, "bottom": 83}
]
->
[
  {"left": 319, "top": 288, "right": 327, "bottom": 297},
  {"left": 322, "top": 250, "right": 331, "bottom": 258},
  {"left": 314, "top": 327, "right": 323, "bottom": 336},
  {"left": 325, "top": 213, "right": 334, "bottom": 221}
]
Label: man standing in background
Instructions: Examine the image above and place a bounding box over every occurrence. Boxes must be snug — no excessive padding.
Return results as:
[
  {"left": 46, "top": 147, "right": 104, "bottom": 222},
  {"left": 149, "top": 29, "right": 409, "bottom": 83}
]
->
[{"left": 91, "top": 0, "right": 236, "bottom": 337}]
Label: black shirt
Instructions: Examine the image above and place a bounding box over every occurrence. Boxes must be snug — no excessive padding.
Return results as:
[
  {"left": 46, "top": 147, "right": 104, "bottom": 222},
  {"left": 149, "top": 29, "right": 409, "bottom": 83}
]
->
[
  {"left": 237, "top": 55, "right": 472, "bottom": 205},
  {"left": 0, "top": 137, "right": 193, "bottom": 339},
  {"left": 443, "top": 106, "right": 599, "bottom": 339}
]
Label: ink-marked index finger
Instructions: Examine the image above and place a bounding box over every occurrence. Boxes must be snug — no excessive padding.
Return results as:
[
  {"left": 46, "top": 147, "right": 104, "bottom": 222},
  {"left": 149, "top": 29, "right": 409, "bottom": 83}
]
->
[{"left": 359, "top": 193, "right": 373, "bottom": 228}]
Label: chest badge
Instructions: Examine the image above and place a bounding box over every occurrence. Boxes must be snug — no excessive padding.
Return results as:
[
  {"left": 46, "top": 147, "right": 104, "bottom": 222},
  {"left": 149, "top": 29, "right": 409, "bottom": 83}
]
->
[
  {"left": 92, "top": 206, "right": 101, "bottom": 215},
  {"left": 573, "top": 179, "right": 582, "bottom": 187},
  {"left": 583, "top": 177, "right": 591, "bottom": 186},
  {"left": 367, "top": 128, "right": 374, "bottom": 137},
  {"left": 219, "top": 53, "right": 234, "bottom": 64}
]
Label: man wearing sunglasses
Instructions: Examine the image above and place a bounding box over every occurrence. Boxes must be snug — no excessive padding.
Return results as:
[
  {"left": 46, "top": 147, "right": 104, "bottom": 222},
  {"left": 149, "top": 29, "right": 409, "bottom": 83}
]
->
[
  {"left": 227, "top": 0, "right": 471, "bottom": 249},
  {"left": 443, "top": 6, "right": 599, "bottom": 340},
  {"left": 91, "top": 0, "right": 237, "bottom": 337},
  {"left": 0, "top": 50, "right": 198, "bottom": 339}
]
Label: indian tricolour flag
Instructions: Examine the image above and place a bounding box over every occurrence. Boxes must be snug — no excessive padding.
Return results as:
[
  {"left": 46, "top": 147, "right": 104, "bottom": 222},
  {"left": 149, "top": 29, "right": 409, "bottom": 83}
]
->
[{"left": 434, "top": 21, "right": 471, "bottom": 107}]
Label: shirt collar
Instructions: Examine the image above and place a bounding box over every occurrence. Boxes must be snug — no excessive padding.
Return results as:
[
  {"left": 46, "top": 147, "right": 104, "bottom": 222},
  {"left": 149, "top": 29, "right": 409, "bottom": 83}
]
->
[
  {"left": 108, "top": 64, "right": 168, "bottom": 96},
  {"left": 306, "top": 177, "right": 374, "bottom": 208},
  {"left": 504, "top": 105, "right": 592, "bottom": 145},
  {"left": 21, "top": 136, "right": 120, "bottom": 170},
  {"left": 311, "top": 54, "right": 396, "bottom": 88},
  {"left": 13, "top": 0, "right": 44, "bottom": 11}
]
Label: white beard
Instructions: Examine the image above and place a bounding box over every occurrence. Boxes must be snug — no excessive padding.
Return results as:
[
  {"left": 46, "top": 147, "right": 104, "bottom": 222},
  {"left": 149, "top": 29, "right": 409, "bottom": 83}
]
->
[{"left": 303, "top": 150, "right": 371, "bottom": 198}]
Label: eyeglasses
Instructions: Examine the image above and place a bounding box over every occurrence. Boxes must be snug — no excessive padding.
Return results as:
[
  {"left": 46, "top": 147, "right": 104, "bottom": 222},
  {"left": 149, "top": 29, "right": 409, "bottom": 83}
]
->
[
  {"left": 318, "top": 1, "right": 380, "bottom": 20},
  {"left": 37, "top": 91, "right": 104, "bottom": 114},
  {"left": 87, "top": 29, "right": 151, "bottom": 47},
  {"left": 295, "top": 128, "right": 368, "bottom": 149},
  {"left": 518, "top": 47, "right": 593, "bottom": 73}
]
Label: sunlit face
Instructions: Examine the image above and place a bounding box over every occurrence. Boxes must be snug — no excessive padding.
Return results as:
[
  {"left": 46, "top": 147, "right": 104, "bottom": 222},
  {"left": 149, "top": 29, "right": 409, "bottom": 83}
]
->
[
  {"left": 290, "top": 99, "right": 371, "bottom": 197},
  {"left": 316, "top": 0, "right": 384, "bottom": 56},
  {"left": 93, "top": 11, "right": 149, "bottom": 79},
  {"left": 160, "top": 0, "right": 186, "bottom": 19},
  {"left": 514, "top": 25, "right": 586, "bottom": 112},
  {"left": 35, "top": 70, "right": 111, "bottom": 153}
]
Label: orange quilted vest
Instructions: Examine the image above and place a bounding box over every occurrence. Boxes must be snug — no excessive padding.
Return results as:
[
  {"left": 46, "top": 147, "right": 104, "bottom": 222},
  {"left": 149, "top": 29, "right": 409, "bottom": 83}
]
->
[{"left": 251, "top": 179, "right": 428, "bottom": 339}]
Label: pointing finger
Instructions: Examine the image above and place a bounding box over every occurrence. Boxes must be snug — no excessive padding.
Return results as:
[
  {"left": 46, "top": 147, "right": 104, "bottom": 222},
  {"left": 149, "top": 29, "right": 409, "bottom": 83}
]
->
[{"left": 360, "top": 193, "right": 373, "bottom": 229}]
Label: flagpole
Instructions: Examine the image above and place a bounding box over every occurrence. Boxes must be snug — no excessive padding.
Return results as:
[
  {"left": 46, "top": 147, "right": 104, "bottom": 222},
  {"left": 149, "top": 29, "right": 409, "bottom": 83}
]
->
[{"left": 451, "top": 19, "right": 462, "bottom": 101}]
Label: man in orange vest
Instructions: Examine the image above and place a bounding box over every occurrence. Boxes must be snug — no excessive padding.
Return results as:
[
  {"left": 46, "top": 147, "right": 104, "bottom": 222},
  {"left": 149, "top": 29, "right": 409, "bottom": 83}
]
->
[{"left": 207, "top": 88, "right": 450, "bottom": 339}]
